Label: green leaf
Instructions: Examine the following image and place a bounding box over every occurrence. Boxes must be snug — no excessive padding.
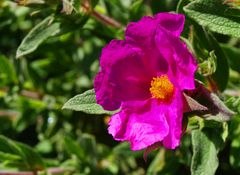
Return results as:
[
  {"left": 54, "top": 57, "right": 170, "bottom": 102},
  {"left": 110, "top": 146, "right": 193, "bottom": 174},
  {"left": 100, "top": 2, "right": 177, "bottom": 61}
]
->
[
  {"left": 130, "top": 0, "right": 146, "bottom": 21},
  {"left": 191, "top": 25, "right": 229, "bottom": 91},
  {"left": 230, "top": 135, "right": 240, "bottom": 169},
  {"left": 176, "top": 0, "right": 190, "bottom": 14},
  {"left": 79, "top": 134, "right": 97, "bottom": 165},
  {"left": 111, "top": 142, "right": 139, "bottom": 173},
  {"left": 191, "top": 128, "right": 224, "bottom": 175},
  {"left": 64, "top": 134, "right": 97, "bottom": 166},
  {"left": 91, "top": 0, "right": 99, "bottom": 8},
  {"left": 150, "top": 0, "right": 178, "bottom": 14},
  {"left": 0, "top": 135, "right": 45, "bottom": 171},
  {"left": 113, "top": 142, "right": 141, "bottom": 158},
  {"left": 221, "top": 44, "right": 240, "bottom": 73},
  {"left": 0, "top": 151, "right": 21, "bottom": 161},
  {"left": 0, "top": 135, "right": 23, "bottom": 157},
  {"left": 225, "top": 97, "right": 240, "bottom": 114},
  {"left": 229, "top": 116, "right": 240, "bottom": 169},
  {"left": 17, "top": 142, "right": 45, "bottom": 171},
  {"left": 147, "top": 149, "right": 180, "bottom": 175},
  {"left": 72, "top": 0, "right": 81, "bottom": 12},
  {"left": 146, "top": 149, "right": 165, "bottom": 175},
  {"left": 16, "top": 16, "right": 60, "bottom": 58},
  {"left": 62, "top": 89, "right": 116, "bottom": 115},
  {"left": 0, "top": 55, "right": 17, "bottom": 84},
  {"left": 184, "top": 0, "right": 240, "bottom": 37},
  {"left": 64, "top": 136, "right": 84, "bottom": 160}
]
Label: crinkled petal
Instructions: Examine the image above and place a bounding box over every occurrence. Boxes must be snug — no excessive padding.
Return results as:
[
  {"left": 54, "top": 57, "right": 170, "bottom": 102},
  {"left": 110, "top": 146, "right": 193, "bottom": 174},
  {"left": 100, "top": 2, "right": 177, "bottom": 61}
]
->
[
  {"left": 125, "top": 16, "right": 169, "bottom": 75},
  {"left": 155, "top": 27, "right": 197, "bottom": 90},
  {"left": 155, "top": 13, "right": 185, "bottom": 37},
  {"left": 162, "top": 88, "right": 183, "bottom": 149},
  {"left": 125, "top": 16, "right": 156, "bottom": 48},
  {"left": 125, "top": 13, "right": 185, "bottom": 45},
  {"left": 125, "top": 13, "right": 196, "bottom": 89},
  {"left": 94, "top": 40, "right": 151, "bottom": 111},
  {"left": 108, "top": 99, "right": 170, "bottom": 150},
  {"left": 108, "top": 85, "right": 184, "bottom": 150}
]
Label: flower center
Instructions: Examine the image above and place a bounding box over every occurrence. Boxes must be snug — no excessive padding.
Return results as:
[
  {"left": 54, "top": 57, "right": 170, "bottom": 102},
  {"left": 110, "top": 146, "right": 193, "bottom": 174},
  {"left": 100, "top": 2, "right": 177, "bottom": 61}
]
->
[{"left": 149, "top": 75, "right": 174, "bottom": 101}]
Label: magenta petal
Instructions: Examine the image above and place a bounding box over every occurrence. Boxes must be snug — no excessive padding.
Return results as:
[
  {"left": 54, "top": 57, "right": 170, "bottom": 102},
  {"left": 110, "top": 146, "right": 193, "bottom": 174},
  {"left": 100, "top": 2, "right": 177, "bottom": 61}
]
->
[
  {"left": 125, "top": 16, "right": 169, "bottom": 75},
  {"left": 125, "top": 13, "right": 185, "bottom": 46},
  {"left": 125, "top": 16, "right": 156, "bottom": 48},
  {"left": 162, "top": 89, "right": 183, "bottom": 149},
  {"left": 94, "top": 71, "right": 121, "bottom": 110},
  {"left": 108, "top": 99, "right": 169, "bottom": 150},
  {"left": 94, "top": 40, "right": 151, "bottom": 111},
  {"left": 172, "top": 41, "right": 198, "bottom": 90},
  {"left": 155, "top": 13, "right": 185, "bottom": 37},
  {"left": 155, "top": 27, "right": 197, "bottom": 90}
]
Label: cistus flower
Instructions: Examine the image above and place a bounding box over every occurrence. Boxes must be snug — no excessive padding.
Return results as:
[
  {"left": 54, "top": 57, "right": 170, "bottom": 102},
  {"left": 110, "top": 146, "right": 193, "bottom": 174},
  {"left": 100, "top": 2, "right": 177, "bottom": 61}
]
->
[{"left": 94, "top": 13, "right": 197, "bottom": 150}]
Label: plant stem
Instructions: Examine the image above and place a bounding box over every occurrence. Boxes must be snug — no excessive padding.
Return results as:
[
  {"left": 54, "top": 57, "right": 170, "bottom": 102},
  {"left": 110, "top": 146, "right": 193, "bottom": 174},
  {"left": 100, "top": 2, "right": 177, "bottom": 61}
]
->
[{"left": 81, "top": 2, "right": 123, "bottom": 29}]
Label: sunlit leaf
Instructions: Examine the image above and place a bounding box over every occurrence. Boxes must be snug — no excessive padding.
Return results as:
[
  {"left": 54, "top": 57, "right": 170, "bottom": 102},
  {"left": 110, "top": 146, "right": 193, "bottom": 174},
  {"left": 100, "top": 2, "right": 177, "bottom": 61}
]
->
[
  {"left": 16, "top": 16, "right": 60, "bottom": 58},
  {"left": 191, "top": 128, "right": 224, "bottom": 175},
  {"left": 184, "top": 0, "right": 240, "bottom": 37},
  {"left": 62, "top": 89, "right": 116, "bottom": 115}
]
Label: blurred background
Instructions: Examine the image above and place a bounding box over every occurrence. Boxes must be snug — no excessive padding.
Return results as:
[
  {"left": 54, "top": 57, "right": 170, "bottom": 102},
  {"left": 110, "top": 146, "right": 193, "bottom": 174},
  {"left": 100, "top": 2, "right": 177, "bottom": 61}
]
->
[{"left": 0, "top": 0, "right": 240, "bottom": 174}]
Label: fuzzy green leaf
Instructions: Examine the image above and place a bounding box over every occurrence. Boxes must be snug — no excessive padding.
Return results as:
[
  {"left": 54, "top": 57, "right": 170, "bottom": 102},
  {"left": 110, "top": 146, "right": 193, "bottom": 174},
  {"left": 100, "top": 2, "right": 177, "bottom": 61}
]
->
[
  {"left": 184, "top": 0, "right": 240, "bottom": 37},
  {"left": 16, "top": 16, "right": 60, "bottom": 58},
  {"left": 191, "top": 128, "right": 224, "bottom": 175},
  {"left": 62, "top": 89, "right": 115, "bottom": 115}
]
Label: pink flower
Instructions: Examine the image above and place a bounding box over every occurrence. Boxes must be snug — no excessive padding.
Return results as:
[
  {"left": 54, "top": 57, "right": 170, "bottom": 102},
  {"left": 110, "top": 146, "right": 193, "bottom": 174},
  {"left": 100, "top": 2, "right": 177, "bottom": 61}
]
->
[{"left": 94, "top": 13, "right": 197, "bottom": 150}]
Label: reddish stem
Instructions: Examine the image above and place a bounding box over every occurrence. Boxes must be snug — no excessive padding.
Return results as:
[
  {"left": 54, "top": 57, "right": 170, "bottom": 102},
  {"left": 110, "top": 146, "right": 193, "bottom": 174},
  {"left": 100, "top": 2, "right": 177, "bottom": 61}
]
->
[{"left": 81, "top": 2, "right": 123, "bottom": 28}]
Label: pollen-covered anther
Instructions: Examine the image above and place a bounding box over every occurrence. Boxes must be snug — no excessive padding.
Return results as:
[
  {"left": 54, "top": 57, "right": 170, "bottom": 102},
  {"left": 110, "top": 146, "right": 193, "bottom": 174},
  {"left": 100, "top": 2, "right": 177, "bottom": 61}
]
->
[{"left": 149, "top": 75, "right": 174, "bottom": 101}]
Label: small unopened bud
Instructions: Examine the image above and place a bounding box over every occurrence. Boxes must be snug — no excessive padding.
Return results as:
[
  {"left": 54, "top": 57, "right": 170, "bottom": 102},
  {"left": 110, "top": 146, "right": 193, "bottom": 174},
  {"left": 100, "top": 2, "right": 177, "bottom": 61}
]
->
[{"left": 198, "top": 51, "right": 217, "bottom": 77}]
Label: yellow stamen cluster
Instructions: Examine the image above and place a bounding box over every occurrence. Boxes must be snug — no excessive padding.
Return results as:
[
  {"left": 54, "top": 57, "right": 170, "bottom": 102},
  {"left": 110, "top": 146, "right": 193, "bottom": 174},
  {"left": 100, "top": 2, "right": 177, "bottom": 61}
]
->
[{"left": 149, "top": 75, "right": 174, "bottom": 101}]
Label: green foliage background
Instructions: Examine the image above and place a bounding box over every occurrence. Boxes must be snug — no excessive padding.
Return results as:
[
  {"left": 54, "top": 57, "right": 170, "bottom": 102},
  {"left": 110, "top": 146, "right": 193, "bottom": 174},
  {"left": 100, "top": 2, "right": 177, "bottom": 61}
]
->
[{"left": 0, "top": 0, "right": 240, "bottom": 174}]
